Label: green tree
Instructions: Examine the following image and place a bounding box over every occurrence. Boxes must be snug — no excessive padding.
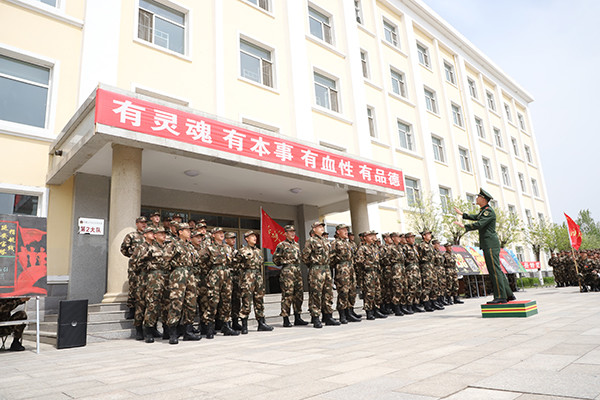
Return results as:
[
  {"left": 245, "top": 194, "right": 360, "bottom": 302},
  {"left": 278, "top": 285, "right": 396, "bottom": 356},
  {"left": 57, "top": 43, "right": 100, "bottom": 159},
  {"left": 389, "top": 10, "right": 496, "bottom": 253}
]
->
[
  {"left": 576, "top": 209, "right": 600, "bottom": 250},
  {"left": 406, "top": 193, "right": 443, "bottom": 236},
  {"left": 496, "top": 208, "right": 523, "bottom": 248},
  {"left": 544, "top": 222, "right": 570, "bottom": 253},
  {"left": 524, "top": 218, "right": 548, "bottom": 261},
  {"left": 441, "top": 197, "right": 477, "bottom": 245}
]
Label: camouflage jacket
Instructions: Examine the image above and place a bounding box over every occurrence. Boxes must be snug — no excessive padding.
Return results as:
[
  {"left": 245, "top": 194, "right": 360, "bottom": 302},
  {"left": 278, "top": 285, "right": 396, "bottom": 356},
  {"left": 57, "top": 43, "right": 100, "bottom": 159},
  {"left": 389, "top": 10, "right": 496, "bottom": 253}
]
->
[
  {"left": 417, "top": 241, "right": 435, "bottom": 264},
  {"left": 165, "top": 239, "right": 194, "bottom": 271},
  {"left": 329, "top": 238, "right": 353, "bottom": 267},
  {"left": 130, "top": 240, "right": 168, "bottom": 272},
  {"left": 355, "top": 243, "right": 379, "bottom": 270},
  {"left": 120, "top": 230, "right": 144, "bottom": 258},
  {"left": 385, "top": 244, "right": 405, "bottom": 266},
  {"left": 443, "top": 251, "right": 457, "bottom": 269},
  {"left": 0, "top": 298, "right": 27, "bottom": 321},
  {"left": 199, "top": 240, "right": 232, "bottom": 268},
  {"left": 433, "top": 249, "right": 444, "bottom": 268},
  {"left": 301, "top": 235, "right": 330, "bottom": 267},
  {"left": 235, "top": 245, "right": 263, "bottom": 271},
  {"left": 273, "top": 239, "right": 301, "bottom": 266},
  {"left": 403, "top": 243, "right": 420, "bottom": 266}
]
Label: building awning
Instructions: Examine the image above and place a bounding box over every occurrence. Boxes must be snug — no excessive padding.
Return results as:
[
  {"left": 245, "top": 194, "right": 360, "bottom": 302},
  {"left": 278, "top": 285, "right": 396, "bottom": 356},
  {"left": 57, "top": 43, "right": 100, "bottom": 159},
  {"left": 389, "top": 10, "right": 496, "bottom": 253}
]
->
[{"left": 47, "top": 85, "right": 404, "bottom": 213}]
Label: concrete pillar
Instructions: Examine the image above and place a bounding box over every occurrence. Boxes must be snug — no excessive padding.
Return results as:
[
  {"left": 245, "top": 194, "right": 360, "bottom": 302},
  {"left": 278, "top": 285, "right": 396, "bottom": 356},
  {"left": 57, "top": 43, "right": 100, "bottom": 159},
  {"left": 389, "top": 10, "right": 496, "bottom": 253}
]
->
[
  {"left": 348, "top": 190, "right": 370, "bottom": 242},
  {"left": 102, "top": 144, "right": 142, "bottom": 303}
]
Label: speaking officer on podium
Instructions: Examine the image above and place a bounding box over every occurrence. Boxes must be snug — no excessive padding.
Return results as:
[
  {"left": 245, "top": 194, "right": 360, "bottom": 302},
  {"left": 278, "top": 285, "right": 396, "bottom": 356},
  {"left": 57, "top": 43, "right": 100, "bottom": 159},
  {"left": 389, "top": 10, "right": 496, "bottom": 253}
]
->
[{"left": 454, "top": 189, "right": 515, "bottom": 304}]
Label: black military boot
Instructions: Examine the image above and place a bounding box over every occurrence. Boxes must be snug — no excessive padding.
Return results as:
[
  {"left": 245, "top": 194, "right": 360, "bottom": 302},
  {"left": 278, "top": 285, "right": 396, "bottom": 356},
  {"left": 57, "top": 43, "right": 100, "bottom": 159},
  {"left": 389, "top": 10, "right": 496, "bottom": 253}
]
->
[
  {"left": 241, "top": 318, "right": 249, "bottom": 334},
  {"left": 412, "top": 303, "right": 425, "bottom": 313},
  {"left": 205, "top": 323, "right": 215, "bottom": 339},
  {"left": 366, "top": 309, "right": 375, "bottom": 320},
  {"left": 9, "top": 338, "right": 25, "bottom": 352},
  {"left": 311, "top": 315, "right": 323, "bottom": 328},
  {"left": 143, "top": 326, "right": 154, "bottom": 343},
  {"left": 402, "top": 304, "right": 414, "bottom": 315},
  {"left": 424, "top": 301, "right": 435, "bottom": 312},
  {"left": 373, "top": 308, "right": 388, "bottom": 319},
  {"left": 257, "top": 317, "right": 274, "bottom": 331},
  {"left": 183, "top": 324, "right": 201, "bottom": 341},
  {"left": 385, "top": 303, "right": 395, "bottom": 315},
  {"left": 168, "top": 325, "right": 179, "bottom": 345},
  {"left": 349, "top": 308, "right": 363, "bottom": 319},
  {"left": 200, "top": 322, "right": 208, "bottom": 335},
  {"left": 231, "top": 317, "right": 243, "bottom": 331},
  {"left": 215, "top": 319, "right": 223, "bottom": 331},
  {"left": 135, "top": 325, "right": 144, "bottom": 340},
  {"left": 446, "top": 295, "right": 454, "bottom": 305},
  {"left": 294, "top": 313, "right": 309, "bottom": 325},
  {"left": 338, "top": 309, "right": 348, "bottom": 324},
  {"left": 323, "top": 313, "right": 341, "bottom": 326},
  {"left": 439, "top": 296, "right": 450, "bottom": 306},
  {"left": 176, "top": 324, "right": 185, "bottom": 338},
  {"left": 151, "top": 324, "right": 162, "bottom": 338},
  {"left": 222, "top": 321, "right": 240, "bottom": 336},
  {"left": 393, "top": 304, "right": 404, "bottom": 316},
  {"left": 453, "top": 296, "right": 464, "bottom": 304},
  {"left": 345, "top": 309, "right": 361, "bottom": 322},
  {"left": 283, "top": 316, "right": 292, "bottom": 327},
  {"left": 162, "top": 323, "right": 170, "bottom": 340},
  {"left": 433, "top": 300, "right": 445, "bottom": 310},
  {"left": 125, "top": 307, "right": 135, "bottom": 320}
]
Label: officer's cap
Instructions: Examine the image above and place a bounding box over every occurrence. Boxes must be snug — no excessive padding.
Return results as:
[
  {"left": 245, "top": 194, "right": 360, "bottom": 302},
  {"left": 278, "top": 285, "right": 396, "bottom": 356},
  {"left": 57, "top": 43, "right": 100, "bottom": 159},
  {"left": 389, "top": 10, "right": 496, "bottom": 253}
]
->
[
  {"left": 311, "top": 221, "right": 325, "bottom": 229},
  {"left": 478, "top": 188, "right": 493, "bottom": 201},
  {"left": 225, "top": 232, "right": 236, "bottom": 239},
  {"left": 136, "top": 216, "right": 147, "bottom": 223},
  {"left": 244, "top": 230, "right": 257, "bottom": 238},
  {"left": 284, "top": 225, "right": 295, "bottom": 232},
  {"left": 177, "top": 223, "right": 191, "bottom": 231},
  {"left": 335, "top": 224, "right": 349, "bottom": 231},
  {"left": 211, "top": 227, "right": 224, "bottom": 234}
]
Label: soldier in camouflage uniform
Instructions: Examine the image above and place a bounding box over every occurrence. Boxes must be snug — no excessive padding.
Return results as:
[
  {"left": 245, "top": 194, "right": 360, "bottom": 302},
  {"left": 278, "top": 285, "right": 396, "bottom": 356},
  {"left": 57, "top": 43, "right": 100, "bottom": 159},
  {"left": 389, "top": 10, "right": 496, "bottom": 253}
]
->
[
  {"left": 235, "top": 231, "right": 273, "bottom": 333},
  {"left": 273, "top": 225, "right": 308, "bottom": 327},
  {"left": 404, "top": 233, "right": 425, "bottom": 313},
  {"left": 355, "top": 231, "right": 387, "bottom": 320},
  {"left": 387, "top": 232, "right": 409, "bottom": 316},
  {"left": 225, "top": 232, "right": 243, "bottom": 331},
  {"left": 548, "top": 253, "right": 561, "bottom": 287},
  {"left": 0, "top": 297, "right": 29, "bottom": 351},
  {"left": 346, "top": 232, "right": 362, "bottom": 319},
  {"left": 129, "top": 227, "right": 156, "bottom": 341},
  {"left": 417, "top": 230, "right": 443, "bottom": 312},
  {"left": 164, "top": 223, "right": 201, "bottom": 344},
  {"left": 301, "top": 221, "right": 340, "bottom": 328},
  {"left": 432, "top": 240, "right": 450, "bottom": 306},
  {"left": 149, "top": 211, "right": 161, "bottom": 229},
  {"left": 381, "top": 233, "right": 398, "bottom": 315},
  {"left": 443, "top": 243, "right": 463, "bottom": 304},
  {"left": 199, "top": 227, "right": 239, "bottom": 338},
  {"left": 120, "top": 216, "right": 147, "bottom": 319},
  {"left": 153, "top": 227, "right": 172, "bottom": 339},
  {"left": 189, "top": 230, "right": 209, "bottom": 335},
  {"left": 330, "top": 224, "right": 361, "bottom": 324}
]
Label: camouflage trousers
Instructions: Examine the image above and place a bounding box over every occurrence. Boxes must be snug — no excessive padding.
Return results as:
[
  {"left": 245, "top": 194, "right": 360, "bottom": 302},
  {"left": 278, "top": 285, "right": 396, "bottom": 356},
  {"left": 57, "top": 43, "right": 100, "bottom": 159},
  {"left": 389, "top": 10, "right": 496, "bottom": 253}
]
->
[
  {"left": 195, "top": 270, "right": 209, "bottom": 324},
  {"left": 143, "top": 269, "right": 166, "bottom": 328},
  {"left": 435, "top": 265, "right": 446, "bottom": 297},
  {"left": 133, "top": 274, "right": 146, "bottom": 327},
  {"left": 279, "top": 265, "right": 304, "bottom": 317},
  {"left": 381, "top": 264, "right": 394, "bottom": 305},
  {"left": 161, "top": 272, "right": 170, "bottom": 325},
  {"left": 405, "top": 263, "right": 422, "bottom": 305},
  {"left": 167, "top": 267, "right": 197, "bottom": 326},
  {"left": 334, "top": 262, "right": 355, "bottom": 311},
  {"left": 419, "top": 263, "right": 437, "bottom": 303},
  {"left": 362, "top": 268, "right": 382, "bottom": 310},
  {"left": 240, "top": 269, "right": 266, "bottom": 320},
  {"left": 0, "top": 310, "right": 27, "bottom": 338},
  {"left": 204, "top": 267, "right": 233, "bottom": 323},
  {"left": 445, "top": 267, "right": 459, "bottom": 296},
  {"left": 231, "top": 271, "right": 242, "bottom": 320},
  {"left": 308, "top": 265, "right": 334, "bottom": 317},
  {"left": 126, "top": 261, "right": 138, "bottom": 309},
  {"left": 390, "top": 263, "right": 407, "bottom": 305},
  {"left": 348, "top": 266, "right": 358, "bottom": 307}
]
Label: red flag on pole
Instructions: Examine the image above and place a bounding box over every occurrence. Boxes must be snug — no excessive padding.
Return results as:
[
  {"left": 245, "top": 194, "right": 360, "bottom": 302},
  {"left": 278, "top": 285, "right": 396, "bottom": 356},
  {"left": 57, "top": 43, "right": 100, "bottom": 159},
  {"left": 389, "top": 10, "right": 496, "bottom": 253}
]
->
[
  {"left": 261, "top": 208, "right": 296, "bottom": 254},
  {"left": 564, "top": 213, "right": 582, "bottom": 250}
]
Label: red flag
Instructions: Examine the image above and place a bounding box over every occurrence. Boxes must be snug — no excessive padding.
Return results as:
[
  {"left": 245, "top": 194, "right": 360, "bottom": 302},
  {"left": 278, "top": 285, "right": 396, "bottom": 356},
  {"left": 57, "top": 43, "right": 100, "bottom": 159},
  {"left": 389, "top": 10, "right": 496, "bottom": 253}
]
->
[
  {"left": 564, "top": 213, "right": 582, "bottom": 250},
  {"left": 19, "top": 226, "right": 46, "bottom": 246},
  {"left": 261, "top": 209, "right": 296, "bottom": 254}
]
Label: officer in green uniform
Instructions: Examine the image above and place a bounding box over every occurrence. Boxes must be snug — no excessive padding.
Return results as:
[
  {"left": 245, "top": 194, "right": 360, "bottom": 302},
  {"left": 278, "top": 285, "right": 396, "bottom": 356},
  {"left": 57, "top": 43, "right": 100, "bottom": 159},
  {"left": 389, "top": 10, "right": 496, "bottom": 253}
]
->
[{"left": 454, "top": 188, "right": 515, "bottom": 304}]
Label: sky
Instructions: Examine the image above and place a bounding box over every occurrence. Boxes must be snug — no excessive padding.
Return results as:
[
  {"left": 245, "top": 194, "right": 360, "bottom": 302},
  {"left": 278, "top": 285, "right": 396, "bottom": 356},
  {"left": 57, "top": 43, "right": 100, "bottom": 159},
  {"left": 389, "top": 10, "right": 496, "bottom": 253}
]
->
[{"left": 421, "top": 0, "right": 600, "bottom": 224}]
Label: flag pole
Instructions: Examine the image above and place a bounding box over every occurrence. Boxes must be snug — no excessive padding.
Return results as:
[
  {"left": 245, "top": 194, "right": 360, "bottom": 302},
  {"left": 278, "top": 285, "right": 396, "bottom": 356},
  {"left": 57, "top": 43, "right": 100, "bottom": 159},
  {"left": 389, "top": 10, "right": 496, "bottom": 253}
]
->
[
  {"left": 260, "top": 206, "right": 263, "bottom": 249},
  {"left": 570, "top": 246, "right": 582, "bottom": 292}
]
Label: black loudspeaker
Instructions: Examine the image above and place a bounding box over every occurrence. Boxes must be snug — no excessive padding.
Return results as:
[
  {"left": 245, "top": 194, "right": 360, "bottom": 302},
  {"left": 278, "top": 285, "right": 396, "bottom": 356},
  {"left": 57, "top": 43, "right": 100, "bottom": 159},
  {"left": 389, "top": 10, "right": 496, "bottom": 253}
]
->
[{"left": 57, "top": 299, "right": 88, "bottom": 349}]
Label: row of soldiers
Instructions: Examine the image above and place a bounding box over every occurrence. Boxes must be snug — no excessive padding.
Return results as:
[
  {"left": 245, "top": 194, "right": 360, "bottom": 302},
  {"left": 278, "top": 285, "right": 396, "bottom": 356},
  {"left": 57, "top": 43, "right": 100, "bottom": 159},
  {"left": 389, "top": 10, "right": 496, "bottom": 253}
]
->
[{"left": 549, "top": 250, "right": 600, "bottom": 292}]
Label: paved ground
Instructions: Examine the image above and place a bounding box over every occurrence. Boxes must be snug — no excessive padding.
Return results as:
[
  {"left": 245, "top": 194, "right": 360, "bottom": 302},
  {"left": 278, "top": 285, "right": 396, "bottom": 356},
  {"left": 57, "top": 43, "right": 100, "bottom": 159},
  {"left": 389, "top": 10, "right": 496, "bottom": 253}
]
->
[{"left": 1, "top": 286, "right": 600, "bottom": 400}]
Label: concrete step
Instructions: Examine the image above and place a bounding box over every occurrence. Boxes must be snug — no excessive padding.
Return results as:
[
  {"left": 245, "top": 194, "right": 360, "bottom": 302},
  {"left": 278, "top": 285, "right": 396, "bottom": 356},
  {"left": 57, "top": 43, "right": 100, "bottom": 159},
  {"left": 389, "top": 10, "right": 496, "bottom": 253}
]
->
[
  {"left": 22, "top": 330, "right": 57, "bottom": 346},
  {"left": 88, "top": 303, "right": 128, "bottom": 313}
]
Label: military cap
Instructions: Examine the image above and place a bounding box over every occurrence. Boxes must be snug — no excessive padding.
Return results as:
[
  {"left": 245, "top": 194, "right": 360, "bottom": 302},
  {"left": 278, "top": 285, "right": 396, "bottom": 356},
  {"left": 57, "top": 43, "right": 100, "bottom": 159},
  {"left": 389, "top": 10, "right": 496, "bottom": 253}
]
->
[
  {"left": 172, "top": 214, "right": 184, "bottom": 220},
  {"left": 382, "top": 232, "right": 390, "bottom": 238},
  {"left": 154, "top": 227, "right": 166, "bottom": 234},
  {"left": 421, "top": 229, "right": 432, "bottom": 236},
  {"left": 284, "top": 225, "right": 295, "bottom": 232},
  {"left": 390, "top": 232, "right": 399, "bottom": 237},
  {"left": 311, "top": 221, "right": 326, "bottom": 229},
  {"left": 348, "top": 231, "right": 354, "bottom": 236},
  {"left": 150, "top": 211, "right": 160, "bottom": 217},
  {"left": 142, "top": 226, "right": 155, "bottom": 234},
  {"left": 225, "top": 232, "right": 236, "bottom": 239},
  {"left": 358, "top": 232, "right": 365, "bottom": 237},
  {"left": 444, "top": 242, "right": 453, "bottom": 247},
  {"left": 166, "top": 216, "right": 173, "bottom": 222},
  {"left": 398, "top": 233, "right": 405, "bottom": 238},
  {"left": 244, "top": 230, "right": 257, "bottom": 238},
  {"left": 191, "top": 230, "right": 204, "bottom": 238},
  {"left": 335, "top": 223, "right": 349, "bottom": 231},
  {"left": 136, "top": 216, "right": 147, "bottom": 223},
  {"left": 211, "top": 227, "right": 224, "bottom": 234},
  {"left": 177, "top": 222, "right": 191, "bottom": 230},
  {"left": 405, "top": 232, "right": 415, "bottom": 237},
  {"left": 170, "top": 221, "right": 179, "bottom": 229},
  {"left": 432, "top": 239, "right": 440, "bottom": 245},
  {"left": 478, "top": 188, "right": 493, "bottom": 201},
  {"left": 198, "top": 219, "right": 207, "bottom": 224},
  {"left": 367, "top": 230, "right": 378, "bottom": 236},
  {"left": 197, "top": 222, "right": 207, "bottom": 228}
]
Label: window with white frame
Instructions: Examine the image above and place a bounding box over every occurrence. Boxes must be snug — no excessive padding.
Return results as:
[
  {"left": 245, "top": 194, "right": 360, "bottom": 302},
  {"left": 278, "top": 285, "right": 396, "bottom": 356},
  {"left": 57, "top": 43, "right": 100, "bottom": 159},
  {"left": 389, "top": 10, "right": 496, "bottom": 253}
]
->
[
  {"left": 246, "top": 0, "right": 269, "bottom": 12},
  {"left": 504, "top": 103, "right": 512, "bottom": 121},
  {"left": 314, "top": 72, "right": 338, "bottom": 112},
  {"left": 397, "top": 120, "right": 414, "bottom": 151},
  {"left": 37, "top": 0, "right": 57, "bottom": 6},
  {"left": 475, "top": 116, "right": 485, "bottom": 138},
  {"left": 451, "top": 103, "right": 463, "bottom": 127},
  {"left": 518, "top": 113, "right": 526, "bottom": 130},
  {"left": 0, "top": 192, "right": 39, "bottom": 216},
  {"left": 493, "top": 127, "right": 503, "bottom": 147},
  {"left": 515, "top": 246, "right": 524, "bottom": 262},
  {"left": 538, "top": 212, "right": 545, "bottom": 222},
  {"left": 525, "top": 209, "right": 533, "bottom": 227},
  {"left": 424, "top": 88, "right": 438, "bottom": 113},
  {"left": 468, "top": 78, "right": 477, "bottom": 99},
  {"left": 354, "top": 0, "right": 363, "bottom": 24},
  {"left": 439, "top": 186, "right": 451, "bottom": 213},
  {"left": 459, "top": 147, "right": 471, "bottom": 172},
  {"left": 466, "top": 193, "right": 476, "bottom": 204},
  {"left": 367, "top": 106, "right": 376, "bottom": 138},
  {"left": 383, "top": 20, "right": 398, "bottom": 47},
  {"left": 501, "top": 165, "right": 511, "bottom": 186},
  {"left": 405, "top": 178, "right": 420, "bottom": 205},
  {"left": 309, "top": 6, "right": 332, "bottom": 44},
  {"left": 360, "top": 50, "right": 369, "bottom": 79},
  {"left": 240, "top": 39, "right": 273, "bottom": 87},
  {"left": 482, "top": 157, "right": 493, "bottom": 179},
  {"left": 508, "top": 204, "right": 516, "bottom": 215},
  {"left": 444, "top": 61, "right": 456, "bottom": 84},
  {"left": 518, "top": 172, "right": 526, "bottom": 192},
  {"left": 486, "top": 90, "right": 496, "bottom": 111},
  {"left": 138, "top": 0, "right": 186, "bottom": 54},
  {"left": 431, "top": 136, "right": 445, "bottom": 163},
  {"left": 417, "top": 43, "right": 430, "bottom": 67},
  {"left": 510, "top": 137, "right": 519, "bottom": 156},
  {"left": 531, "top": 178, "right": 540, "bottom": 197},
  {"left": 524, "top": 145, "right": 533, "bottom": 163},
  {"left": 390, "top": 69, "right": 406, "bottom": 97},
  {"left": 490, "top": 199, "right": 499, "bottom": 209},
  {"left": 0, "top": 54, "right": 50, "bottom": 128}
]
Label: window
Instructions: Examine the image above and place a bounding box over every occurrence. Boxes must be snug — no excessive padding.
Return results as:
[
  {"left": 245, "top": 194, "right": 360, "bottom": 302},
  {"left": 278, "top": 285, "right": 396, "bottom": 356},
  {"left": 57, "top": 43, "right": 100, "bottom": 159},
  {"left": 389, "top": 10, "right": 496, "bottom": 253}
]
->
[
  {"left": 444, "top": 62, "right": 456, "bottom": 84},
  {"left": 475, "top": 116, "right": 485, "bottom": 138},
  {"left": 490, "top": 200, "right": 499, "bottom": 209},
  {"left": 466, "top": 193, "right": 476, "bottom": 204},
  {"left": 525, "top": 209, "right": 533, "bottom": 227},
  {"left": 431, "top": 136, "right": 445, "bottom": 163},
  {"left": 240, "top": 39, "right": 273, "bottom": 87},
  {"left": 37, "top": 0, "right": 57, "bottom": 6},
  {"left": 138, "top": 0, "right": 185, "bottom": 54},
  {"left": 309, "top": 7, "right": 332, "bottom": 44},
  {"left": 246, "top": 0, "right": 269, "bottom": 11},
  {"left": 405, "top": 178, "right": 420, "bottom": 205},
  {"left": 360, "top": 50, "right": 369, "bottom": 78},
  {"left": 518, "top": 113, "right": 526, "bottom": 130},
  {"left": 424, "top": 88, "right": 438, "bottom": 113},
  {"left": 501, "top": 165, "right": 511, "bottom": 186},
  {"left": 314, "top": 72, "right": 338, "bottom": 112},
  {"left": 504, "top": 103, "right": 512, "bottom": 121},
  {"left": 515, "top": 246, "right": 524, "bottom": 262},
  {"left": 0, "top": 54, "right": 50, "bottom": 128},
  {"left": 354, "top": 0, "right": 363, "bottom": 24},
  {"left": 397, "top": 121, "right": 414, "bottom": 151},
  {"left": 524, "top": 145, "right": 533, "bottom": 163},
  {"left": 486, "top": 90, "right": 496, "bottom": 111},
  {"left": 417, "top": 43, "right": 430, "bottom": 67},
  {"left": 508, "top": 205, "right": 516, "bottom": 215},
  {"left": 439, "top": 186, "right": 451, "bottom": 213},
  {"left": 390, "top": 69, "right": 406, "bottom": 97},
  {"left": 459, "top": 147, "right": 471, "bottom": 172},
  {"left": 482, "top": 157, "right": 492, "bottom": 179},
  {"left": 468, "top": 78, "right": 478, "bottom": 99},
  {"left": 511, "top": 137, "right": 519, "bottom": 156},
  {"left": 383, "top": 20, "right": 398, "bottom": 47},
  {"left": 0, "top": 193, "right": 39, "bottom": 216},
  {"left": 367, "top": 106, "right": 376, "bottom": 138},
  {"left": 493, "top": 127, "right": 503, "bottom": 148},
  {"left": 531, "top": 178, "right": 540, "bottom": 197},
  {"left": 518, "top": 173, "right": 526, "bottom": 192},
  {"left": 538, "top": 212, "right": 545, "bottom": 222},
  {"left": 451, "top": 104, "right": 463, "bottom": 127}
]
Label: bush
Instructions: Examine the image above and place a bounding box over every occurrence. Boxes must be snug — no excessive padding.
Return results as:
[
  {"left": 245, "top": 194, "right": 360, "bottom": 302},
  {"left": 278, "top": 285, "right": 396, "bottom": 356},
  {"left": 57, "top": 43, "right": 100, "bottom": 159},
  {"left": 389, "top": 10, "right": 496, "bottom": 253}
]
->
[
  {"left": 543, "top": 276, "right": 555, "bottom": 286},
  {"left": 517, "top": 277, "right": 538, "bottom": 288}
]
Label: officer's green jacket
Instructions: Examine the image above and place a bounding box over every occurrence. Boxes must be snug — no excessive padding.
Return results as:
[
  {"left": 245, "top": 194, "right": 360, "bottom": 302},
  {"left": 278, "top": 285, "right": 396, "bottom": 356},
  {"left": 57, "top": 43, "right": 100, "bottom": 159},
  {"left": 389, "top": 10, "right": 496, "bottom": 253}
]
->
[{"left": 462, "top": 205, "right": 501, "bottom": 249}]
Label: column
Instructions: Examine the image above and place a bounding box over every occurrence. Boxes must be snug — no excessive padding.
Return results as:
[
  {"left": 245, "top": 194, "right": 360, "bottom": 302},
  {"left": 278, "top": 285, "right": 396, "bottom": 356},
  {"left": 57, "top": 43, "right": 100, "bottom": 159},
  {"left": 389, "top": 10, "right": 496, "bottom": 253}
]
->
[
  {"left": 102, "top": 144, "right": 142, "bottom": 303},
  {"left": 348, "top": 190, "right": 370, "bottom": 243}
]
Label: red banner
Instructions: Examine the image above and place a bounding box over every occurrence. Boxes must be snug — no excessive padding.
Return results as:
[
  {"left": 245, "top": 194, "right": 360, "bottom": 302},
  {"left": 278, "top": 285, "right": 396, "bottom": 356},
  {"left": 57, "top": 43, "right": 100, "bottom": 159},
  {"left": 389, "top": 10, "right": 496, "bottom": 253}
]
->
[
  {"left": 95, "top": 89, "right": 404, "bottom": 192},
  {"left": 261, "top": 209, "right": 297, "bottom": 254},
  {"left": 523, "top": 261, "right": 541, "bottom": 271},
  {"left": 564, "top": 213, "right": 582, "bottom": 250}
]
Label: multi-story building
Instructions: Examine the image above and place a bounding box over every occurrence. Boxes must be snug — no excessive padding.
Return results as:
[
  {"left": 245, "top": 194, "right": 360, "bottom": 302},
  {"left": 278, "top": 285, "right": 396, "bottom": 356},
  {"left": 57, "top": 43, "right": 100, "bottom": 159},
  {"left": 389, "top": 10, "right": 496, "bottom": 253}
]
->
[{"left": 0, "top": 0, "right": 550, "bottom": 305}]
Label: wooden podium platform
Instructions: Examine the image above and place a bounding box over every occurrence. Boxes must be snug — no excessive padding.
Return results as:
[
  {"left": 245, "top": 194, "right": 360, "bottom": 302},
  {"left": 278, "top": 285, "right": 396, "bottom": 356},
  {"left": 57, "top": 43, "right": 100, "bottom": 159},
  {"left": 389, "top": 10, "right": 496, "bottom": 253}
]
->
[{"left": 481, "top": 300, "right": 538, "bottom": 318}]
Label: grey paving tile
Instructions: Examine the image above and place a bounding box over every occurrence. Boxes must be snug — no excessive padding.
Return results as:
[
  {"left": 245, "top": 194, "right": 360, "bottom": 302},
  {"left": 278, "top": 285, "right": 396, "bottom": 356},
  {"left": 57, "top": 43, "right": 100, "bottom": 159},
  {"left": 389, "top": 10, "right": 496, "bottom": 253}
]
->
[{"left": 443, "top": 387, "right": 521, "bottom": 400}]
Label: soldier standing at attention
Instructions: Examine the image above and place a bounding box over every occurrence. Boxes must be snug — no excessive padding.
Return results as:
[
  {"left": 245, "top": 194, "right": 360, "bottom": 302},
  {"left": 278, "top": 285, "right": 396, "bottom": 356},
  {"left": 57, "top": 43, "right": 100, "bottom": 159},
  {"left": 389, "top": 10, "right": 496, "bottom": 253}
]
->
[
  {"left": 120, "top": 216, "right": 147, "bottom": 320},
  {"left": 0, "top": 297, "right": 29, "bottom": 351},
  {"left": 397, "top": 234, "right": 413, "bottom": 315},
  {"left": 443, "top": 243, "right": 463, "bottom": 304},
  {"left": 404, "top": 233, "right": 425, "bottom": 313},
  {"left": 454, "top": 188, "right": 515, "bottom": 304},
  {"left": 165, "top": 223, "right": 201, "bottom": 344},
  {"left": 355, "top": 231, "right": 387, "bottom": 320},
  {"left": 273, "top": 225, "right": 308, "bottom": 327},
  {"left": 129, "top": 226, "right": 156, "bottom": 341},
  {"left": 225, "top": 232, "right": 243, "bottom": 331},
  {"left": 329, "top": 224, "right": 361, "bottom": 324},
  {"left": 387, "top": 232, "right": 406, "bottom": 316},
  {"left": 301, "top": 221, "right": 340, "bottom": 328},
  {"left": 235, "top": 231, "right": 273, "bottom": 334},
  {"left": 190, "top": 230, "right": 209, "bottom": 335},
  {"left": 380, "top": 233, "right": 396, "bottom": 315},
  {"left": 346, "top": 231, "right": 362, "bottom": 320},
  {"left": 417, "top": 230, "right": 443, "bottom": 312},
  {"left": 432, "top": 239, "right": 450, "bottom": 306}
]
